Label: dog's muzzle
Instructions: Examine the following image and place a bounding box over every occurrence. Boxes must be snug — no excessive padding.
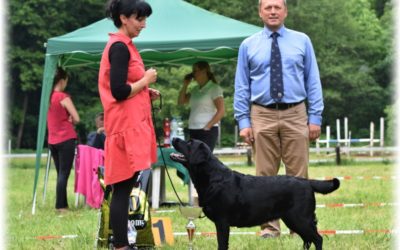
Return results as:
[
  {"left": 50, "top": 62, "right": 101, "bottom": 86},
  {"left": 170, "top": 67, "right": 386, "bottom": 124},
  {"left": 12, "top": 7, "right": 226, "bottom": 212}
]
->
[{"left": 170, "top": 152, "right": 187, "bottom": 163}]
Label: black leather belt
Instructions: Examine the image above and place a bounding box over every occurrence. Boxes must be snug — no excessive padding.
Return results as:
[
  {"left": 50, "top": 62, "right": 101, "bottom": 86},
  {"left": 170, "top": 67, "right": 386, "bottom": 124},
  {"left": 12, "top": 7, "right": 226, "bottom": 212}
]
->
[{"left": 252, "top": 101, "right": 303, "bottom": 110}]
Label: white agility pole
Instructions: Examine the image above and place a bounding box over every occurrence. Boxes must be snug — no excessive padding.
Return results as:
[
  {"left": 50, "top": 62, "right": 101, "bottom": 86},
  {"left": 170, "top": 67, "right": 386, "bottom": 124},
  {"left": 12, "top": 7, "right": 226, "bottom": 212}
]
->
[
  {"left": 344, "top": 117, "right": 348, "bottom": 147},
  {"left": 336, "top": 119, "right": 341, "bottom": 146},
  {"left": 326, "top": 126, "right": 330, "bottom": 148},
  {"left": 370, "top": 122, "right": 374, "bottom": 157},
  {"left": 316, "top": 137, "right": 320, "bottom": 155},
  {"left": 380, "top": 117, "right": 384, "bottom": 147}
]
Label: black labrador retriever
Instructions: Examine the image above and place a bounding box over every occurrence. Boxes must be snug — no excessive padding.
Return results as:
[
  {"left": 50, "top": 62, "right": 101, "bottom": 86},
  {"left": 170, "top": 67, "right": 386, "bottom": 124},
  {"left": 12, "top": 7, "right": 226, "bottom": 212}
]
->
[{"left": 170, "top": 138, "right": 340, "bottom": 250}]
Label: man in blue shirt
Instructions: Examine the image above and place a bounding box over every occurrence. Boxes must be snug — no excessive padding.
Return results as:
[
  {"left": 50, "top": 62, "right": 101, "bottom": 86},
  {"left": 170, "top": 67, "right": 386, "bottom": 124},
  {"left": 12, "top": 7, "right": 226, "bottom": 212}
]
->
[
  {"left": 87, "top": 112, "right": 106, "bottom": 149},
  {"left": 234, "top": 0, "right": 323, "bottom": 238}
]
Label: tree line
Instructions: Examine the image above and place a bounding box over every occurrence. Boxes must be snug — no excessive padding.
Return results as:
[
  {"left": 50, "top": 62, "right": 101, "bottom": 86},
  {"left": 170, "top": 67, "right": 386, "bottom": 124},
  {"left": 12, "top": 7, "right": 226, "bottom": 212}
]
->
[{"left": 8, "top": 0, "right": 394, "bottom": 149}]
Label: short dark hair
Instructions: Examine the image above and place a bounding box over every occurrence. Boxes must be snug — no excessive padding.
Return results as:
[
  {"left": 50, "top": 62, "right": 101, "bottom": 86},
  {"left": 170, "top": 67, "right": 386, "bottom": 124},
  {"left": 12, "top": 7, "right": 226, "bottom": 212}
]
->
[
  {"left": 106, "top": 0, "right": 152, "bottom": 28},
  {"left": 53, "top": 67, "right": 68, "bottom": 87}
]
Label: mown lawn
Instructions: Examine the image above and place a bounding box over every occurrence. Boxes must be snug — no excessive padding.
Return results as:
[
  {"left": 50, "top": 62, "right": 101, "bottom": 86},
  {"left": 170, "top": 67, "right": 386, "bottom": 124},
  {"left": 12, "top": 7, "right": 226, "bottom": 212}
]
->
[{"left": 6, "top": 157, "right": 395, "bottom": 249}]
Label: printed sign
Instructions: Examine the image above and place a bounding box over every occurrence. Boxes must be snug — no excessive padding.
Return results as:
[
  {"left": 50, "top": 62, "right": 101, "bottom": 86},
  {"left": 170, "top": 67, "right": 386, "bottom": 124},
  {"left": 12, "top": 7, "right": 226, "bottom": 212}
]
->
[{"left": 151, "top": 217, "right": 174, "bottom": 246}]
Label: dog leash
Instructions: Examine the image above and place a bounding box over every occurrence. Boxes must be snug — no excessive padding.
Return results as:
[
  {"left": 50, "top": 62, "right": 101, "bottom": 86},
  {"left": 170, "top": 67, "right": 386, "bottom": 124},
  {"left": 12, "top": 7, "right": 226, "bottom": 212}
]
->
[
  {"left": 152, "top": 94, "right": 206, "bottom": 220},
  {"left": 151, "top": 94, "right": 185, "bottom": 206}
]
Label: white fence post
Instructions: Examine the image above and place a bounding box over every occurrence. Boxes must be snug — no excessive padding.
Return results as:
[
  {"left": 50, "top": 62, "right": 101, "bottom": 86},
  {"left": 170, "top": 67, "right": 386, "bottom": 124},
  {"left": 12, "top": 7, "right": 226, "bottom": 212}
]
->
[
  {"left": 348, "top": 131, "right": 352, "bottom": 156},
  {"left": 344, "top": 117, "right": 348, "bottom": 147},
  {"left": 326, "top": 126, "right": 330, "bottom": 148},
  {"left": 370, "top": 122, "right": 374, "bottom": 157},
  {"left": 311, "top": 119, "right": 384, "bottom": 155},
  {"left": 380, "top": 117, "right": 384, "bottom": 147},
  {"left": 336, "top": 119, "right": 341, "bottom": 146}
]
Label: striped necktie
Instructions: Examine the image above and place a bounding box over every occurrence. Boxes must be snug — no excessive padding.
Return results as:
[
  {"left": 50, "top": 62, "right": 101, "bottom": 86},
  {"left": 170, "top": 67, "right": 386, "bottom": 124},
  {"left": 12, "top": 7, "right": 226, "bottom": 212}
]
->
[{"left": 270, "top": 32, "right": 284, "bottom": 102}]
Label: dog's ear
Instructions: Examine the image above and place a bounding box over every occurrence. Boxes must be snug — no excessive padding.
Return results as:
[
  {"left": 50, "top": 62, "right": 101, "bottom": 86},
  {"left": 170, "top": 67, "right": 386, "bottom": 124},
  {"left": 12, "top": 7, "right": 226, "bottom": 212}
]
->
[{"left": 189, "top": 140, "right": 211, "bottom": 165}]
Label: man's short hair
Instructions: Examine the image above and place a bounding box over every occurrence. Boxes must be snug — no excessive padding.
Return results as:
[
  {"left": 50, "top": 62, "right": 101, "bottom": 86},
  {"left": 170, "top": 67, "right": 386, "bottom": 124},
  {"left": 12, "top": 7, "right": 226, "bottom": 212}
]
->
[
  {"left": 259, "top": 0, "right": 287, "bottom": 6},
  {"left": 96, "top": 112, "right": 104, "bottom": 119}
]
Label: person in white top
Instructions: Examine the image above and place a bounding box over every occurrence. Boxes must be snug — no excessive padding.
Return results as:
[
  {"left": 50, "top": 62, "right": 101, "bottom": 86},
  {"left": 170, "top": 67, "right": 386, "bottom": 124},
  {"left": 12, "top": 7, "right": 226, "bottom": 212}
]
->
[{"left": 178, "top": 61, "right": 225, "bottom": 151}]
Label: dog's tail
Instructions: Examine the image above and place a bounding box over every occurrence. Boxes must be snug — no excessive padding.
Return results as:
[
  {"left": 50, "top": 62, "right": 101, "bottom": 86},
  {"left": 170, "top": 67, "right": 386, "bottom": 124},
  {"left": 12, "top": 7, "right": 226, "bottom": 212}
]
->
[{"left": 309, "top": 178, "right": 340, "bottom": 194}]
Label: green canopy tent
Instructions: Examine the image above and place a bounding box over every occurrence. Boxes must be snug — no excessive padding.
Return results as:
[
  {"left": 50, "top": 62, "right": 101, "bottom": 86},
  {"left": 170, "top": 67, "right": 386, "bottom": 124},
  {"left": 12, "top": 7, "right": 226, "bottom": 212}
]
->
[{"left": 32, "top": 0, "right": 262, "bottom": 214}]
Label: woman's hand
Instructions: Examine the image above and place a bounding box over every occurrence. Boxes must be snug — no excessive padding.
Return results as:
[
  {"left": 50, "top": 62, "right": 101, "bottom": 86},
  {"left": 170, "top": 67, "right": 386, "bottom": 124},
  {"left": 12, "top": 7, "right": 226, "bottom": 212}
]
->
[
  {"left": 144, "top": 68, "right": 158, "bottom": 85},
  {"left": 128, "top": 68, "right": 158, "bottom": 98},
  {"left": 183, "top": 72, "right": 193, "bottom": 85},
  {"left": 149, "top": 88, "right": 160, "bottom": 100},
  {"left": 61, "top": 97, "right": 80, "bottom": 124},
  {"left": 178, "top": 74, "right": 192, "bottom": 105}
]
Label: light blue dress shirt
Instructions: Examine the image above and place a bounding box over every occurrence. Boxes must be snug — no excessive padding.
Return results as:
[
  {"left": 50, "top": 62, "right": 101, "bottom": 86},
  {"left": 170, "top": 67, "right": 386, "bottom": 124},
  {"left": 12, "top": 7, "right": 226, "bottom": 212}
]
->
[{"left": 234, "top": 25, "right": 324, "bottom": 130}]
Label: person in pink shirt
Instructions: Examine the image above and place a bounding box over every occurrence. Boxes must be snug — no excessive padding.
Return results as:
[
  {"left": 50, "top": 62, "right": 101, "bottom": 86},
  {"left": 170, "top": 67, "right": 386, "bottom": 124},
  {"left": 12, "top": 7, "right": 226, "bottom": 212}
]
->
[
  {"left": 99, "top": 0, "right": 159, "bottom": 249},
  {"left": 47, "top": 67, "right": 80, "bottom": 212}
]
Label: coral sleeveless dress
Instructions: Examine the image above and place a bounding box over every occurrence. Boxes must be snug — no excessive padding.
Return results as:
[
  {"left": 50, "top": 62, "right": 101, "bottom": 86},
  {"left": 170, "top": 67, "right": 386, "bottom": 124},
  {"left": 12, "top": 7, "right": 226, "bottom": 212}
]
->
[{"left": 98, "top": 32, "right": 157, "bottom": 185}]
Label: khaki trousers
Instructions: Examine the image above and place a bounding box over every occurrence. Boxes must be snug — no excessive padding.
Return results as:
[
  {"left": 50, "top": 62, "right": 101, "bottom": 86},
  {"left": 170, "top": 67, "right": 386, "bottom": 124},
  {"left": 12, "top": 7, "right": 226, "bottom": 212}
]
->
[{"left": 251, "top": 102, "right": 309, "bottom": 236}]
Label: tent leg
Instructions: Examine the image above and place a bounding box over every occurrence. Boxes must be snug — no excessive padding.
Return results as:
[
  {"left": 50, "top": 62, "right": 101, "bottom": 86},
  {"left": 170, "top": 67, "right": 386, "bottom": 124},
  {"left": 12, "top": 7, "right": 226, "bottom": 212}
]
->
[
  {"left": 42, "top": 150, "right": 52, "bottom": 203},
  {"left": 32, "top": 191, "right": 37, "bottom": 215}
]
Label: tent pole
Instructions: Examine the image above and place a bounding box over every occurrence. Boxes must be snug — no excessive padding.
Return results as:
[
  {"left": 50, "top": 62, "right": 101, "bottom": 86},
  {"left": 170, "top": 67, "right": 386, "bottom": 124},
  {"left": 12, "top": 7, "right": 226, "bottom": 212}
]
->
[
  {"left": 32, "top": 54, "right": 58, "bottom": 215},
  {"left": 32, "top": 191, "right": 37, "bottom": 215},
  {"left": 42, "top": 150, "right": 52, "bottom": 203}
]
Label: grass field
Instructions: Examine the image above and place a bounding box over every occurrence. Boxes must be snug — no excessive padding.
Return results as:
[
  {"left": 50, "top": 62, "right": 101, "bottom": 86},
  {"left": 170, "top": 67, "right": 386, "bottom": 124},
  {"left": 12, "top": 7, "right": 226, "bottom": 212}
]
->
[{"left": 7, "top": 156, "right": 395, "bottom": 249}]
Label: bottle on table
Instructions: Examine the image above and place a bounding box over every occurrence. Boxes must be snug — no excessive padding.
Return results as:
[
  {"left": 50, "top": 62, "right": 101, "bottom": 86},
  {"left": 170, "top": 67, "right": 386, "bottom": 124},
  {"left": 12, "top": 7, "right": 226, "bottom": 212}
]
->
[{"left": 163, "top": 117, "right": 171, "bottom": 148}]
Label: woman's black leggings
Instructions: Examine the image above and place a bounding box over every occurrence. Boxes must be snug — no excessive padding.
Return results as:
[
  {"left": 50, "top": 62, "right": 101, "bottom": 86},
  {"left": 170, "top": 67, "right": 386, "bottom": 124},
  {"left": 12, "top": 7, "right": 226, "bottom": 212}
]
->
[
  {"left": 110, "top": 172, "right": 140, "bottom": 248},
  {"left": 49, "top": 139, "right": 76, "bottom": 209}
]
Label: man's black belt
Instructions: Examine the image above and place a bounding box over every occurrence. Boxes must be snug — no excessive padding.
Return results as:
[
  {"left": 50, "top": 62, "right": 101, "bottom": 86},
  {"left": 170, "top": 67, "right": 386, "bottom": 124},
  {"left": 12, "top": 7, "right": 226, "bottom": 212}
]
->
[{"left": 252, "top": 101, "right": 303, "bottom": 110}]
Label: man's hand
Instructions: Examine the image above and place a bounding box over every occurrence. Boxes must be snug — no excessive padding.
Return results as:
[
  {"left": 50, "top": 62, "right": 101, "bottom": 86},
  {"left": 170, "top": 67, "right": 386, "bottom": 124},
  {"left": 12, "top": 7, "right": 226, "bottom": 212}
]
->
[
  {"left": 97, "top": 127, "right": 105, "bottom": 134},
  {"left": 239, "top": 127, "right": 254, "bottom": 145},
  {"left": 309, "top": 124, "right": 321, "bottom": 141}
]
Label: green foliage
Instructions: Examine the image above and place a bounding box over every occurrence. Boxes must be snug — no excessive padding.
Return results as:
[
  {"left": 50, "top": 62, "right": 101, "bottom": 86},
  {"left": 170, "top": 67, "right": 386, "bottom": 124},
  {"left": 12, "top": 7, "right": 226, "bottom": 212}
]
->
[
  {"left": 384, "top": 104, "right": 395, "bottom": 145},
  {"left": 285, "top": 0, "right": 392, "bottom": 137},
  {"left": 8, "top": 0, "right": 394, "bottom": 149},
  {"left": 8, "top": 0, "right": 105, "bottom": 148},
  {"left": 368, "top": 0, "right": 391, "bottom": 17},
  {"left": 188, "top": 0, "right": 394, "bottom": 141},
  {"left": 187, "top": 0, "right": 261, "bottom": 26}
]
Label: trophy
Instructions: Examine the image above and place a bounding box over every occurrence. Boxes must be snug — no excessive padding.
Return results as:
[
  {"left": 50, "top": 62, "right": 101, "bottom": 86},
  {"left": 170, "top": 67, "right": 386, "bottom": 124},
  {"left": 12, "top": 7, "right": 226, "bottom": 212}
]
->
[{"left": 179, "top": 206, "right": 203, "bottom": 250}]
